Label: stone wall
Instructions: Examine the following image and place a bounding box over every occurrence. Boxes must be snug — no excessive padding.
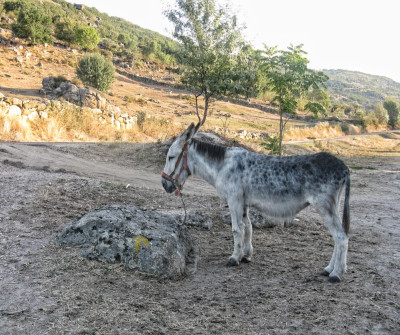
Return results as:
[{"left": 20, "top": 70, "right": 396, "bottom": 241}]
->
[{"left": 0, "top": 79, "right": 139, "bottom": 131}]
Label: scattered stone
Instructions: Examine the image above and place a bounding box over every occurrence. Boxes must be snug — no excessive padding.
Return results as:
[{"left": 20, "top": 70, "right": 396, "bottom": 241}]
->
[
  {"left": 57, "top": 205, "right": 198, "bottom": 279},
  {"left": 8, "top": 105, "right": 22, "bottom": 117},
  {"left": 22, "top": 100, "right": 38, "bottom": 109},
  {"left": 27, "top": 111, "right": 39, "bottom": 121},
  {"left": 37, "top": 103, "right": 47, "bottom": 112}
]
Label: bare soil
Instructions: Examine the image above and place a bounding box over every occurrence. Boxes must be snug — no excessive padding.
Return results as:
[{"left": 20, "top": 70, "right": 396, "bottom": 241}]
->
[{"left": 0, "top": 142, "right": 399, "bottom": 335}]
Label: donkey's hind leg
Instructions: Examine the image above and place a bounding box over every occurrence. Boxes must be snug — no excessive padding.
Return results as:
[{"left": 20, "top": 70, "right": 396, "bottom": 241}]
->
[
  {"left": 242, "top": 205, "right": 253, "bottom": 263},
  {"left": 226, "top": 200, "right": 245, "bottom": 266},
  {"left": 318, "top": 201, "right": 348, "bottom": 282}
]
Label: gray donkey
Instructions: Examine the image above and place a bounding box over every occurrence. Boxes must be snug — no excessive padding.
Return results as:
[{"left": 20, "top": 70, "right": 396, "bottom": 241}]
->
[{"left": 162, "top": 123, "right": 350, "bottom": 282}]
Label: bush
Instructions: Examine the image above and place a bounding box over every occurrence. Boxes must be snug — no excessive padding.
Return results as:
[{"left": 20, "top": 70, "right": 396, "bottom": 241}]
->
[
  {"left": 55, "top": 17, "right": 78, "bottom": 44},
  {"left": 76, "top": 53, "right": 115, "bottom": 92},
  {"left": 11, "top": 2, "right": 53, "bottom": 44},
  {"left": 75, "top": 26, "right": 100, "bottom": 51}
]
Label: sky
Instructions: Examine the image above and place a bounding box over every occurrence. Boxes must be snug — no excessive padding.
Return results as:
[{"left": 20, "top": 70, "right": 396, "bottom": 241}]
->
[{"left": 69, "top": 0, "right": 400, "bottom": 82}]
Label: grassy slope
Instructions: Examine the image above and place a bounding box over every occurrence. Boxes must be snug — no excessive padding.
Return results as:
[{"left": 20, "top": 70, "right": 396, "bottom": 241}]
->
[{"left": 323, "top": 69, "right": 400, "bottom": 110}]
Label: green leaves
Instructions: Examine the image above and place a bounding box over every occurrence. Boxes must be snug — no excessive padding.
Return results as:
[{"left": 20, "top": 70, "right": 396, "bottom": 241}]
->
[
  {"left": 260, "top": 44, "right": 329, "bottom": 154},
  {"left": 76, "top": 54, "right": 115, "bottom": 92},
  {"left": 383, "top": 98, "right": 400, "bottom": 129},
  {"left": 7, "top": 0, "right": 53, "bottom": 44},
  {"left": 166, "top": 0, "right": 247, "bottom": 125}
]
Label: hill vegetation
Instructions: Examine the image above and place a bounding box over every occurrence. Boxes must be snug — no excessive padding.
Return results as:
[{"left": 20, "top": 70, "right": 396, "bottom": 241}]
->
[
  {"left": 323, "top": 69, "right": 400, "bottom": 110},
  {"left": 0, "top": 0, "right": 399, "bottom": 150},
  {"left": 0, "top": 0, "right": 178, "bottom": 64}
]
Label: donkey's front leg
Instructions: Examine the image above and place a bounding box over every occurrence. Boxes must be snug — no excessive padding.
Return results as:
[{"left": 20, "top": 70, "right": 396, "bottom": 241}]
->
[
  {"left": 227, "top": 201, "right": 245, "bottom": 267},
  {"left": 242, "top": 205, "right": 253, "bottom": 263}
]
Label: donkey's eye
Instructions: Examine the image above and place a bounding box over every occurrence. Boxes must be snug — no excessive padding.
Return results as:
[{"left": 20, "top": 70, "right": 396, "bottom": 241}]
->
[{"left": 168, "top": 156, "right": 175, "bottom": 161}]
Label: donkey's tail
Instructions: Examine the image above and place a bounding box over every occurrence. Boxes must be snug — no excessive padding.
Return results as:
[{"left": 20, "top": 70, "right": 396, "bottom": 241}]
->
[{"left": 342, "top": 173, "right": 350, "bottom": 235}]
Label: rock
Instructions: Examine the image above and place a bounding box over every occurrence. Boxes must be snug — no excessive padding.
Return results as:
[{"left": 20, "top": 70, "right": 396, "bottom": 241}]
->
[
  {"left": 8, "top": 105, "right": 22, "bottom": 117},
  {"left": 0, "top": 92, "right": 5, "bottom": 100},
  {"left": 41, "top": 77, "right": 56, "bottom": 94},
  {"left": 57, "top": 205, "right": 198, "bottom": 279},
  {"left": 37, "top": 103, "right": 47, "bottom": 112},
  {"left": 12, "top": 97, "right": 22, "bottom": 107},
  {"left": 157, "top": 210, "right": 213, "bottom": 230},
  {"left": 79, "top": 87, "right": 107, "bottom": 109},
  {"left": 62, "top": 82, "right": 80, "bottom": 103},
  {"left": 27, "top": 111, "right": 39, "bottom": 121},
  {"left": 23, "top": 100, "right": 38, "bottom": 109},
  {"left": 39, "top": 111, "right": 48, "bottom": 119}
]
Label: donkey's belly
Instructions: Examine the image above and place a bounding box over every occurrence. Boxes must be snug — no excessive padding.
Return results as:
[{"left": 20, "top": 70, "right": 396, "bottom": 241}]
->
[{"left": 248, "top": 194, "right": 310, "bottom": 218}]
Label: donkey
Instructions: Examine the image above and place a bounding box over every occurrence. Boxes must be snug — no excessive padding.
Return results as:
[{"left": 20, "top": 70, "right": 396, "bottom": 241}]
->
[{"left": 161, "top": 123, "right": 350, "bottom": 282}]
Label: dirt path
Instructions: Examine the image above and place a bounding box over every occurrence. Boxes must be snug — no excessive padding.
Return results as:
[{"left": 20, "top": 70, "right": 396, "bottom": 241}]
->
[
  {"left": 0, "top": 142, "right": 217, "bottom": 196},
  {"left": 285, "top": 129, "right": 400, "bottom": 144},
  {"left": 0, "top": 142, "right": 399, "bottom": 334}
]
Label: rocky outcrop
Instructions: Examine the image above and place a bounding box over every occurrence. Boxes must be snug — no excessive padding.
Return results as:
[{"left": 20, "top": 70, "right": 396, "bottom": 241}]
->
[
  {"left": 57, "top": 205, "right": 199, "bottom": 279},
  {"left": 40, "top": 77, "right": 108, "bottom": 110}
]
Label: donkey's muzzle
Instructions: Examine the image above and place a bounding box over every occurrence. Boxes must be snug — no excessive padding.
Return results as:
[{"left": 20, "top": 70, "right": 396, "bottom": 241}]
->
[{"left": 161, "top": 175, "right": 176, "bottom": 193}]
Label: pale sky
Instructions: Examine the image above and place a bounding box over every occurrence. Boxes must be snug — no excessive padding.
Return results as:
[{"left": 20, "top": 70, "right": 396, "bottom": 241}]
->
[{"left": 70, "top": 0, "right": 400, "bottom": 82}]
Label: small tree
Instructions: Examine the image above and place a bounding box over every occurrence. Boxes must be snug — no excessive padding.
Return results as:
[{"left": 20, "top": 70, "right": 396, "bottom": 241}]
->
[
  {"left": 165, "top": 0, "right": 250, "bottom": 126},
  {"left": 75, "top": 26, "right": 100, "bottom": 51},
  {"left": 383, "top": 98, "right": 399, "bottom": 129},
  {"left": 261, "top": 44, "right": 329, "bottom": 155},
  {"left": 76, "top": 53, "right": 115, "bottom": 92}
]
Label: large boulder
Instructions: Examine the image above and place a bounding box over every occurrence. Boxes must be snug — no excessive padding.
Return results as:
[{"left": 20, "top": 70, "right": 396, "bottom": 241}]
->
[{"left": 57, "top": 205, "right": 198, "bottom": 279}]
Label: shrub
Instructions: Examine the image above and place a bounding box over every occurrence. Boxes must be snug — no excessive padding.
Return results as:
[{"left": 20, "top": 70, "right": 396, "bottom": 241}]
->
[
  {"left": 76, "top": 53, "right": 115, "bottom": 92},
  {"left": 11, "top": 2, "right": 53, "bottom": 44},
  {"left": 75, "top": 26, "right": 100, "bottom": 51},
  {"left": 55, "top": 17, "right": 78, "bottom": 44}
]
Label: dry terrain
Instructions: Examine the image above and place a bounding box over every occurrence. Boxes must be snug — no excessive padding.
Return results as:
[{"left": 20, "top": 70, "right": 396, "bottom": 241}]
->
[
  {"left": 0, "top": 141, "right": 399, "bottom": 335},
  {"left": 1, "top": 27, "right": 400, "bottom": 335}
]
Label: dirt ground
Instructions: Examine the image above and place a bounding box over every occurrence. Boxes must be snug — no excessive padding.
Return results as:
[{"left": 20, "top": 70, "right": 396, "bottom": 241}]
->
[{"left": 0, "top": 142, "right": 399, "bottom": 335}]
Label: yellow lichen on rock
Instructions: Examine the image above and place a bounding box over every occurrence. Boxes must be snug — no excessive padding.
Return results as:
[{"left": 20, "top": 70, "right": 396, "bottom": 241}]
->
[{"left": 133, "top": 235, "right": 149, "bottom": 253}]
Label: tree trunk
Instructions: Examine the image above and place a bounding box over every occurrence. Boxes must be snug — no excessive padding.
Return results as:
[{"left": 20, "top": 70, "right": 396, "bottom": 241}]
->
[{"left": 278, "top": 110, "right": 283, "bottom": 156}]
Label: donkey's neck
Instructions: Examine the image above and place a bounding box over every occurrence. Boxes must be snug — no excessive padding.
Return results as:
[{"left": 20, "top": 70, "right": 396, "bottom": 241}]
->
[{"left": 187, "top": 144, "right": 224, "bottom": 187}]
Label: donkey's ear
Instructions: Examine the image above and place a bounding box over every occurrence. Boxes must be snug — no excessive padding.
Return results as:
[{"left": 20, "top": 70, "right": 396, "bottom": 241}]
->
[{"left": 181, "top": 122, "right": 195, "bottom": 141}]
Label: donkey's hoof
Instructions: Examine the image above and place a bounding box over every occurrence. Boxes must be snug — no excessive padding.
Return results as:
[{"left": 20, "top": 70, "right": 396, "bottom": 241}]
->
[
  {"left": 241, "top": 257, "right": 251, "bottom": 263},
  {"left": 320, "top": 270, "right": 330, "bottom": 277},
  {"left": 328, "top": 275, "right": 341, "bottom": 283},
  {"left": 226, "top": 258, "right": 239, "bottom": 267}
]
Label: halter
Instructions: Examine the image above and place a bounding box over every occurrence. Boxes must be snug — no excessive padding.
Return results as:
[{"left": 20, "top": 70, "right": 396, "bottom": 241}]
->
[{"left": 162, "top": 142, "right": 191, "bottom": 196}]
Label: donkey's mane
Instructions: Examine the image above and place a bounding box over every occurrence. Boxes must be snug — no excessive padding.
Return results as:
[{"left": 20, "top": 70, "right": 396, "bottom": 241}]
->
[{"left": 191, "top": 139, "right": 227, "bottom": 162}]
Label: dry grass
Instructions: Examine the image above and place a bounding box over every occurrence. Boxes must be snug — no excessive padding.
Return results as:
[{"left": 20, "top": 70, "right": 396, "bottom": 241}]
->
[
  {"left": 284, "top": 122, "right": 345, "bottom": 141},
  {"left": 0, "top": 104, "right": 183, "bottom": 142},
  {"left": 300, "top": 134, "right": 400, "bottom": 157}
]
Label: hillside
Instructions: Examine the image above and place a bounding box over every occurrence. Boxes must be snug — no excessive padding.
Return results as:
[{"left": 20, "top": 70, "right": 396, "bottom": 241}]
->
[{"left": 323, "top": 69, "right": 400, "bottom": 110}]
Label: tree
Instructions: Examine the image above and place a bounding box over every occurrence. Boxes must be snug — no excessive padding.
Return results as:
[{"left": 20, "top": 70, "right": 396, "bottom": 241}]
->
[
  {"left": 374, "top": 103, "right": 389, "bottom": 125},
  {"left": 6, "top": 0, "right": 53, "bottom": 44},
  {"left": 165, "top": 0, "right": 250, "bottom": 125},
  {"left": 75, "top": 26, "right": 100, "bottom": 51},
  {"left": 261, "top": 44, "right": 329, "bottom": 155},
  {"left": 76, "top": 53, "right": 115, "bottom": 92},
  {"left": 383, "top": 98, "right": 399, "bottom": 129}
]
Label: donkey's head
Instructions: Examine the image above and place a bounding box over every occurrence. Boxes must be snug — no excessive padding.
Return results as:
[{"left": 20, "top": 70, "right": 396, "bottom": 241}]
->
[{"left": 161, "top": 122, "right": 199, "bottom": 194}]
